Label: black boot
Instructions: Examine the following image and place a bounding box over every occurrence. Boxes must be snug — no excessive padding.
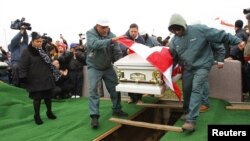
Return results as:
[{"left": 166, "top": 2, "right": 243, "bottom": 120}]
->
[
  {"left": 91, "top": 115, "right": 99, "bottom": 129},
  {"left": 33, "top": 99, "right": 43, "bottom": 125},
  {"left": 112, "top": 109, "right": 128, "bottom": 117},
  {"left": 34, "top": 115, "right": 43, "bottom": 125},
  {"left": 44, "top": 98, "right": 57, "bottom": 120},
  {"left": 46, "top": 111, "right": 57, "bottom": 120}
]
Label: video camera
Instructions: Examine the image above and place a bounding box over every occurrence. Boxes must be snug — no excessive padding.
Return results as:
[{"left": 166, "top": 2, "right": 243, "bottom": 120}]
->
[
  {"left": 243, "top": 8, "right": 250, "bottom": 15},
  {"left": 42, "top": 33, "right": 52, "bottom": 45},
  {"left": 41, "top": 33, "right": 55, "bottom": 51},
  {"left": 10, "top": 17, "right": 32, "bottom": 30},
  {"left": 79, "top": 33, "right": 86, "bottom": 39}
]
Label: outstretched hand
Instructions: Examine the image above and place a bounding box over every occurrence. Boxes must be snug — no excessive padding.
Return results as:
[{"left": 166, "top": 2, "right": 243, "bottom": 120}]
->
[{"left": 238, "top": 41, "right": 246, "bottom": 50}]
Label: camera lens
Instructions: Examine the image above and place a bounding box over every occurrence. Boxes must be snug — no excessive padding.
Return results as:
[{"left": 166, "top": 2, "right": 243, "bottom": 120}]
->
[{"left": 243, "top": 8, "right": 250, "bottom": 14}]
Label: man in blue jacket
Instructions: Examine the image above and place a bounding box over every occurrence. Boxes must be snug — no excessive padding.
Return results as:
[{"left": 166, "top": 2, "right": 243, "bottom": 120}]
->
[
  {"left": 86, "top": 19, "right": 128, "bottom": 129},
  {"left": 168, "top": 13, "right": 245, "bottom": 132},
  {"left": 119, "top": 23, "right": 146, "bottom": 104},
  {"left": 8, "top": 26, "right": 29, "bottom": 87}
]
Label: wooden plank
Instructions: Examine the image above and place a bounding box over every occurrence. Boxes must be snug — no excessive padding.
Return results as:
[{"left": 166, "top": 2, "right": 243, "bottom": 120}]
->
[
  {"left": 136, "top": 103, "right": 182, "bottom": 109},
  {"left": 230, "top": 102, "right": 250, "bottom": 105},
  {"left": 226, "top": 105, "right": 250, "bottom": 110},
  {"left": 109, "top": 118, "right": 183, "bottom": 132}
]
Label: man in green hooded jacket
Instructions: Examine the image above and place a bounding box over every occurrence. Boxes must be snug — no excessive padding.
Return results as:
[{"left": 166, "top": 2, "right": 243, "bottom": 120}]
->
[{"left": 168, "top": 13, "right": 245, "bottom": 131}]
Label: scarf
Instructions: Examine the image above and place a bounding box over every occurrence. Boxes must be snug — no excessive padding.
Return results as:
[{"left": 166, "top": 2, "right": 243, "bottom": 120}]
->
[{"left": 37, "top": 47, "right": 61, "bottom": 81}]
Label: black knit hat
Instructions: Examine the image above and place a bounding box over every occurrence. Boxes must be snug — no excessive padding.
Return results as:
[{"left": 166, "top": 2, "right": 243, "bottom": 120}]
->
[
  {"left": 31, "top": 32, "right": 42, "bottom": 41},
  {"left": 235, "top": 20, "right": 243, "bottom": 28}
]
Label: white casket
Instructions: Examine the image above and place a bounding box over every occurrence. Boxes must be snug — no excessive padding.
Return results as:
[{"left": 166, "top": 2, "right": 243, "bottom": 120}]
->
[{"left": 114, "top": 53, "right": 166, "bottom": 95}]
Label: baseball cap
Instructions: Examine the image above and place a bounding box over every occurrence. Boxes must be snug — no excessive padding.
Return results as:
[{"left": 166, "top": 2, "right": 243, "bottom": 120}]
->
[{"left": 96, "top": 19, "right": 110, "bottom": 26}]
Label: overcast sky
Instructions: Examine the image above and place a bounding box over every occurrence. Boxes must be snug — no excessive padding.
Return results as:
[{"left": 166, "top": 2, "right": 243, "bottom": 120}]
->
[{"left": 0, "top": 0, "right": 248, "bottom": 49}]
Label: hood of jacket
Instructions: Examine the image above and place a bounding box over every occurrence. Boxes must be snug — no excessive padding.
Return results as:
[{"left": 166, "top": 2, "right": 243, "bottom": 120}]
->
[{"left": 168, "top": 13, "right": 187, "bottom": 31}]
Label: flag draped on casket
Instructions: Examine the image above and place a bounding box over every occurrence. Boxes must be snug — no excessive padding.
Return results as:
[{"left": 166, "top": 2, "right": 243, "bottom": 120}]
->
[{"left": 117, "top": 38, "right": 182, "bottom": 101}]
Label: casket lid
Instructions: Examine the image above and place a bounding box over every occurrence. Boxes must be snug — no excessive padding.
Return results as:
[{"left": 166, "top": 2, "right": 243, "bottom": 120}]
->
[{"left": 114, "top": 53, "right": 152, "bottom": 67}]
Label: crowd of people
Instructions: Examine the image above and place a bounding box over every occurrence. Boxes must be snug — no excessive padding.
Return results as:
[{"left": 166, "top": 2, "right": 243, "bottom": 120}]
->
[
  {"left": 0, "top": 9, "right": 249, "bottom": 133},
  {"left": 1, "top": 26, "right": 88, "bottom": 125}
]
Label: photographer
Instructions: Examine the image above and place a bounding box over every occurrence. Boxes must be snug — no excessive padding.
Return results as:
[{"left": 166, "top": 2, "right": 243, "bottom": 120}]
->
[
  {"left": 41, "top": 33, "right": 59, "bottom": 60},
  {"left": 57, "top": 43, "right": 86, "bottom": 98},
  {"left": 8, "top": 25, "right": 29, "bottom": 87},
  {"left": 59, "top": 34, "right": 68, "bottom": 51}
]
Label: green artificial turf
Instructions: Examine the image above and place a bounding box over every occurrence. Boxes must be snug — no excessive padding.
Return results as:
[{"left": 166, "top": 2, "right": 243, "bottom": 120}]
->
[
  {"left": 0, "top": 82, "right": 151, "bottom": 141},
  {"left": 161, "top": 98, "right": 250, "bottom": 141}
]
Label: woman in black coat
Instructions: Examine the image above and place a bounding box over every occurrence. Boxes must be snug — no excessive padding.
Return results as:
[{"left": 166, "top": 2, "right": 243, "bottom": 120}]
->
[{"left": 19, "top": 32, "right": 60, "bottom": 125}]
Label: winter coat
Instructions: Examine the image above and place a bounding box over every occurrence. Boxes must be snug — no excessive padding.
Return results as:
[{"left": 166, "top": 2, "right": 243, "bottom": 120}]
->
[
  {"left": 58, "top": 50, "right": 86, "bottom": 70},
  {"left": 168, "top": 14, "right": 242, "bottom": 71},
  {"left": 86, "top": 26, "right": 122, "bottom": 70},
  {"left": 19, "top": 44, "right": 56, "bottom": 92},
  {"left": 8, "top": 32, "right": 28, "bottom": 64}
]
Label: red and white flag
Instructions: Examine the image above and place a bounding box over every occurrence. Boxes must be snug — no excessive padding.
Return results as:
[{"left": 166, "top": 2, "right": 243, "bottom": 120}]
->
[
  {"left": 117, "top": 38, "right": 182, "bottom": 101},
  {"left": 214, "top": 17, "right": 234, "bottom": 27}
]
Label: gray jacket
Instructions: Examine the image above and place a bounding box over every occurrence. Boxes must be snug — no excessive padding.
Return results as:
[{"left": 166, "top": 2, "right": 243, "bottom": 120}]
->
[{"left": 86, "top": 26, "right": 122, "bottom": 70}]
